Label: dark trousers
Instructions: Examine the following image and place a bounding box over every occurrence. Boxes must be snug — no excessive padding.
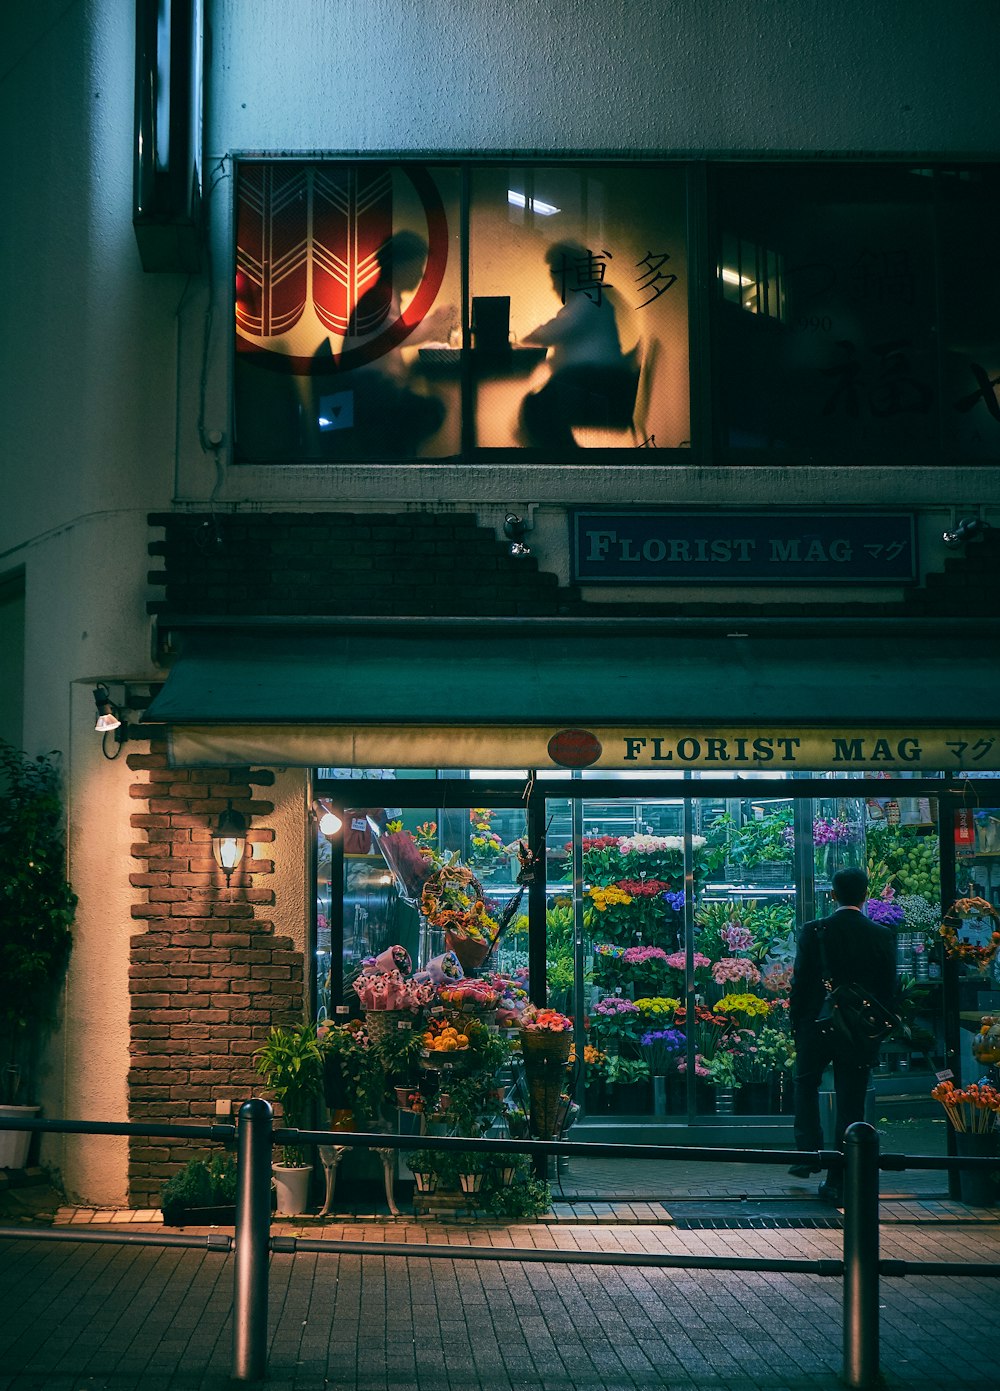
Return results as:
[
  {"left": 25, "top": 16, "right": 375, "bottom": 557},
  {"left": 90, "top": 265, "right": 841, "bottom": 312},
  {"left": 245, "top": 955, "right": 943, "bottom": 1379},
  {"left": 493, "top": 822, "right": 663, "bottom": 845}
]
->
[{"left": 792, "top": 1024, "right": 871, "bottom": 1162}]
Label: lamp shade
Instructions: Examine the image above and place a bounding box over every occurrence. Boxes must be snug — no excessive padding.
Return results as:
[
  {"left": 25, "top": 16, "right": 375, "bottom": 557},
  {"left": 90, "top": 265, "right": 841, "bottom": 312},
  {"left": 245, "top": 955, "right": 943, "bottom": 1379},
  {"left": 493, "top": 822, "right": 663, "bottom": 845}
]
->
[
  {"left": 93, "top": 684, "right": 121, "bottom": 732},
  {"left": 212, "top": 804, "right": 248, "bottom": 882}
]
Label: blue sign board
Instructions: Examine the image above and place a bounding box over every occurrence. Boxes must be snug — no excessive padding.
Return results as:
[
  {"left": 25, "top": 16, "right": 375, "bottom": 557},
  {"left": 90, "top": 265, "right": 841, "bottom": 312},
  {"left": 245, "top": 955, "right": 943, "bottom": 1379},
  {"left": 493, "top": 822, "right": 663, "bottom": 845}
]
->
[{"left": 570, "top": 510, "right": 917, "bottom": 584}]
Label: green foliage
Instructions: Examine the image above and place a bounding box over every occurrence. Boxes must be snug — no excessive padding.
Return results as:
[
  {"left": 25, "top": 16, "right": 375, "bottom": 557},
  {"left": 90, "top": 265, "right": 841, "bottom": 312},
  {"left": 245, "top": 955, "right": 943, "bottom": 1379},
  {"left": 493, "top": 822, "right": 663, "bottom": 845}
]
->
[
  {"left": 254, "top": 1021, "right": 326, "bottom": 1163},
  {"left": 866, "top": 824, "right": 940, "bottom": 903},
  {"left": 320, "top": 1021, "right": 385, "bottom": 1125},
  {"left": 0, "top": 742, "right": 76, "bottom": 1102},
  {"left": 160, "top": 1154, "right": 237, "bottom": 1211},
  {"left": 606, "top": 1055, "right": 650, "bottom": 1085},
  {"left": 719, "top": 807, "right": 793, "bottom": 866},
  {"left": 484, "top": 1174, "right": 552, "bottom": 1220}
]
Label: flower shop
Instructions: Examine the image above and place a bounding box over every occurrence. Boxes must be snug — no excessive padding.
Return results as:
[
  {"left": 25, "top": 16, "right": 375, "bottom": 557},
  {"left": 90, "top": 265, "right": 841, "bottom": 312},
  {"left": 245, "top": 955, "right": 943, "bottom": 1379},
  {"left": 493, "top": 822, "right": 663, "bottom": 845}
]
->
[{"left": 301, "top": 769, "right": 1000, "bottom": 1209}]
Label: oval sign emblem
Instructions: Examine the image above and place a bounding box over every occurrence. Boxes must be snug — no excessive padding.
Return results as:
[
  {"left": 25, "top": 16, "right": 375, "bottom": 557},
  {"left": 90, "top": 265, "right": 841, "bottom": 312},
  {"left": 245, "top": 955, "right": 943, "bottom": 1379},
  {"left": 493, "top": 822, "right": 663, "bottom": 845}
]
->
[{"left": 547, "top": 728, "right": 603, "bottom": 768}]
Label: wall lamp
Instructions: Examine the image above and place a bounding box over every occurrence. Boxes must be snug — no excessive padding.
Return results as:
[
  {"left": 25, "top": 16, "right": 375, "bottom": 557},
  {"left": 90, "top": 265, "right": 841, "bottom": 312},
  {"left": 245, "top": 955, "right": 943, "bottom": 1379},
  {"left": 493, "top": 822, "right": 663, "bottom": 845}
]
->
[
  {"left": 212, "top": 803, "right": 248, "bottom": 885},
  {"left": 93, "top": 683, "right": 154, "bottom": 760},
  {"left": 313, "top": 799, "right": 343, "bottom": 839},
  {"left": 503, "top": 513, "right": 531, "bottom": 557},
  {"left": 943, "top": 515, "right": 991, "bottom": 547}
]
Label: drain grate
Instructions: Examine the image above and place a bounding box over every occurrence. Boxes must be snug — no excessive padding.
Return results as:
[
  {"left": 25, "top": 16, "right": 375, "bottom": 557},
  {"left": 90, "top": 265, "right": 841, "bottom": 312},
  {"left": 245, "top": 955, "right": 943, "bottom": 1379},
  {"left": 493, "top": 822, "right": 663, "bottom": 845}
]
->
[{"left": 672, "top": 1215, "right": 843, "bottom": 1230}]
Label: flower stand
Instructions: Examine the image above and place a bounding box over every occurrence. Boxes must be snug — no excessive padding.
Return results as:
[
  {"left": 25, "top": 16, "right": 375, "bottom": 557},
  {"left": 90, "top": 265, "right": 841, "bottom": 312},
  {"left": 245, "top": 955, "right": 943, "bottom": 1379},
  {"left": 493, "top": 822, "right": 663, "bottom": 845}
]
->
[{"left": 521, "top": 1029, "right": 572, "bottom": 1139}]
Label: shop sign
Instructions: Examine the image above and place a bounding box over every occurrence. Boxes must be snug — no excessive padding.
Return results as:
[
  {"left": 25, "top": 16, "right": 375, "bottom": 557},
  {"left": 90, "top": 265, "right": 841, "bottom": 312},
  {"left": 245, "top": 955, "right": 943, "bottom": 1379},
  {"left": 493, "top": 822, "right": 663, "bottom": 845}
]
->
[
  {"left": 168, "top": 723, "right": 1000, "bottom": 772},
  {"left": 570, "top": 510, "right": 917, "bottom": 584}
]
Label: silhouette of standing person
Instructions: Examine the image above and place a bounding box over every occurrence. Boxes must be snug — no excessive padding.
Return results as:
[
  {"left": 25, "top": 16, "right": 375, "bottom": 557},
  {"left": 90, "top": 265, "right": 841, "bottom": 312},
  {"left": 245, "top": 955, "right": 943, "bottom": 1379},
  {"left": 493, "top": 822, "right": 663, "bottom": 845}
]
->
[{"left": 788, "top": 866, "right": 896, "bottom": 1205}]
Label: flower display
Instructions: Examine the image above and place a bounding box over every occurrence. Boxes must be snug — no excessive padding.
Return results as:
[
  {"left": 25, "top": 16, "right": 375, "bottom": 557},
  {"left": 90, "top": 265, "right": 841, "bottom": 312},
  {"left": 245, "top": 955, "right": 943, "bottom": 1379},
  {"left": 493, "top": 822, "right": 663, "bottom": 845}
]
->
[
  {"left": 633, "top": 995, "right": 681, "bottom": 1018},
  {"left": 352, "top": 969, "right": 434, "bottom": 1011},
  {"left": 663, "top": 890, "right": 685, "bottom": 911},
  {"left": 931, "top": 1079, "right": 1000, "bottom": 1133},
  {"left": 663, "top": 950, "right": 711, "bottom": 973},
  {"left": 720, "top": 920, "right": 754, "bottom": 953},
  {"left": 594, "top": 996, "right": 640, "bottom": 1017},
  {"left": 587, "top": 885, "right": 634, "bottom": 912},
  {"left": 520, "top": 1005, "right": 573, "bottom": 1032},
  {"left": 616, "top": 878, "right": 675, "bottom": 897},
  {"left": 972, "top": 1016, "right": 1000, "bottom": 1066},
  {"left": 640, "top": 1027, "right": 686, "bottom": 1073},
  {"left": 711, "top": 957, "right": 762, "bottom": 986},
  {"left": 438, "top": 980, "right": 500, "bottom": 1010},
  {"left": 420, "top": 855, "right": 498, "bottom": 944},
  {"left": 865, "top": 896, "right": 905, "bottom": 926},
  {"left": 732, "top": 1025, "right": 795, "bottom": 1082},
  {"left": 761, "top": 962, "right": 794, "bottom": 995},
  {"left": 939, "top": 897, "right": 1000, "bottom": 969},
  {"left": 713, "top": 992, "right": 770, "bottom": 1020},
  {"left": 676, "top": 1053, "right": 710, "bottom": 1077}
]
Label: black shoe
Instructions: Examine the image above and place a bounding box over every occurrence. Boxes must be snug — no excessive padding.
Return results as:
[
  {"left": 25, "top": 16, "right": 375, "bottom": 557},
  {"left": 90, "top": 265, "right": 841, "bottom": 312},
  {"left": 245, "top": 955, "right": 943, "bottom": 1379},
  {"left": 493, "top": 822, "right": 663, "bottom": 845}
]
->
[
  {"left": 818, "top": 1182, "right": 843, "bottom": 1206},
  {"left": 788, "top": 1164, "right": 821, "bottom": 1178}
]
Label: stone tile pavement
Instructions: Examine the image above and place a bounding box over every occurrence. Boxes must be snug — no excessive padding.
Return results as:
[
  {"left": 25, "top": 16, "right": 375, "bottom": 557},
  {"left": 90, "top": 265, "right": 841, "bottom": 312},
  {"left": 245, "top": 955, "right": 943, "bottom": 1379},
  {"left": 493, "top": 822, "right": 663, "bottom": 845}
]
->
[{"left": 1, "top": 1213, "right": 999, "bottom": 1390}]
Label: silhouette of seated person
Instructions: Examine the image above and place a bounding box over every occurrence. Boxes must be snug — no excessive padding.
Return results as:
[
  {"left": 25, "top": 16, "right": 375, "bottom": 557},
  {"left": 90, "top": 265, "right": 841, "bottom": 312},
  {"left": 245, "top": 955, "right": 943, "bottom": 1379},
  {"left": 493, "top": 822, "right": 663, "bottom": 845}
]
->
[
  {"left": 313, "top": 230, "right": 454, "bottom": 458},
  {"left": 520, "top": 240, "right": 638, "bottom": 452}
]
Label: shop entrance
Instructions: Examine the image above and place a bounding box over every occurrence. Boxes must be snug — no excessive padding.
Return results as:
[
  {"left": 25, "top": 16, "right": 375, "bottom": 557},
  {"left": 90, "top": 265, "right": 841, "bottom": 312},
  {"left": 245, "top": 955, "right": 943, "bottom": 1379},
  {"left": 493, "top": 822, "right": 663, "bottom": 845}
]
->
[{"left": 313, "top": 773, "right": 999, "bottom": 1149}]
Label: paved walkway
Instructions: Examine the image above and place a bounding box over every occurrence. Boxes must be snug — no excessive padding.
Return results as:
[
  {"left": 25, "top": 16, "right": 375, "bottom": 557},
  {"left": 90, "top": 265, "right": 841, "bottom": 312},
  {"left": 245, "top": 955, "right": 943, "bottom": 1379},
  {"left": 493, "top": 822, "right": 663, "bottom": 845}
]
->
[{"left": 1, "top": 1213, "right": 998, "bottom": 1390}]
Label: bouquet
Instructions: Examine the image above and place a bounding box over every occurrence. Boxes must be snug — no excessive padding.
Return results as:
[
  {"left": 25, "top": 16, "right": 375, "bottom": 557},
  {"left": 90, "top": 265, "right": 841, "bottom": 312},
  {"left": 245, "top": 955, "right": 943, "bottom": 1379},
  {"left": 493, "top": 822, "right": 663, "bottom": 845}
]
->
[
  {"left": 640, "top": 1027, "right": 686, "bottom": 1074},
  {"left": 520, "top": 1005, "right": 573, "bottom": 1033},
  {"left": 931, "top": 1079, "right": 1000, "bottom": 1133},
  {"left": 352, "top": 969, "right": 434, "bottom": 1011}
]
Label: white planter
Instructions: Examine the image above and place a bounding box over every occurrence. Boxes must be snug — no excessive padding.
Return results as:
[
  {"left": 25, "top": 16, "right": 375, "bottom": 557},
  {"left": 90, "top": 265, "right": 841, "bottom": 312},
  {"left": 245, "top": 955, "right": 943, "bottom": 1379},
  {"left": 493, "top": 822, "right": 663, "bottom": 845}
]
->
[
  {"left": 0, "top": 1105, "right": 40, "bottom": 1169},
  {"left": 412, "top": 1171, "right": 436, "bottom": 1193},
  {"left": 272, "top": 1164, "right": 312, "bottom": 1216},
  {"left": 458, "top": 1171, "right": 484, "bottom": 1193}
]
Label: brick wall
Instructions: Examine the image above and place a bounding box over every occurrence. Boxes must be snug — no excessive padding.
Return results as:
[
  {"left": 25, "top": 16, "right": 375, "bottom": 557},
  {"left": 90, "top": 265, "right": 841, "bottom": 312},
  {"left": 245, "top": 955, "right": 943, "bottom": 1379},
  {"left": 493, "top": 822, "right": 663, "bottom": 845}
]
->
[
  {"left": 126, "top": 735, "right": 303, "bottom": 1207},
  {"left": 146, "top": 509, "right": 1000, "bottom": 619}
]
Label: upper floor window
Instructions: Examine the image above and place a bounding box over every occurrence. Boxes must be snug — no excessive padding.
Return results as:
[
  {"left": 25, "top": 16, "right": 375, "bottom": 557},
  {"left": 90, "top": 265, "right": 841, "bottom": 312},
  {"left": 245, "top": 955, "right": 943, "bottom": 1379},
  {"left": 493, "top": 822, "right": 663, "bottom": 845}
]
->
[{"left": 232, "top": 161, "right": 689, "bottom": 463}]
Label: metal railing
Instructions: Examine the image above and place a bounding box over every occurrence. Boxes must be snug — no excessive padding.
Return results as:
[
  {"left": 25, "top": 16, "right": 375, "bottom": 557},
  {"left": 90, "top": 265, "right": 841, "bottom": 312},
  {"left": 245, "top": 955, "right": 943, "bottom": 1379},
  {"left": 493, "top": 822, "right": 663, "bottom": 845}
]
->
[{"left": 0, "top": 1107, "right": 998, "bottom": 1389}]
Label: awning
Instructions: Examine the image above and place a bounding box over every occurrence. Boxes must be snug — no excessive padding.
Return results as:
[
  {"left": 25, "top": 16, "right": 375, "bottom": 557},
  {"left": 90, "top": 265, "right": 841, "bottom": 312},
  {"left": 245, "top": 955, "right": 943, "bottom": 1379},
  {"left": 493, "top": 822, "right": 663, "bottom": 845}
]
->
[{"left": 143, "top": 619, "right": 1000, "bottom": 771}]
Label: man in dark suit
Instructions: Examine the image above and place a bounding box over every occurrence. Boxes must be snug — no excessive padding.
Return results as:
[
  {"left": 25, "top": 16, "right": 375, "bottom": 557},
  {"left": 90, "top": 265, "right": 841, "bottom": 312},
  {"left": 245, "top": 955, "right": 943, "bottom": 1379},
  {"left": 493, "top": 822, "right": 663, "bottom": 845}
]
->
[{"left": 788, "top": 866, "right": 896, "bottom": 1204}]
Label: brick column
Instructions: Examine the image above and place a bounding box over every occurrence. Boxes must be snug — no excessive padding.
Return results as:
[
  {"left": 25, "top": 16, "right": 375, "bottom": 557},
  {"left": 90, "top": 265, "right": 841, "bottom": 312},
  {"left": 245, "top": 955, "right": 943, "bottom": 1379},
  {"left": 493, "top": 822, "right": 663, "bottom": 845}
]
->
[{"left": 126, "top": 736, "right": 303, "bottom": 1206}]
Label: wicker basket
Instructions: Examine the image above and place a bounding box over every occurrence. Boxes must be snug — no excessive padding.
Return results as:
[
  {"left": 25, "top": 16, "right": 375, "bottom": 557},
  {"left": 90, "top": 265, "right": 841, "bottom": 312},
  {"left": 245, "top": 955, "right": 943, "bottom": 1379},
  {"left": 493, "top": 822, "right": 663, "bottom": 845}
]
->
[
  {"left": 364, "top": 1008, "right": 418, "bottom": 1042},
  {"left": 520, "top": 1030, "right": 573, "bottom": 1140}
]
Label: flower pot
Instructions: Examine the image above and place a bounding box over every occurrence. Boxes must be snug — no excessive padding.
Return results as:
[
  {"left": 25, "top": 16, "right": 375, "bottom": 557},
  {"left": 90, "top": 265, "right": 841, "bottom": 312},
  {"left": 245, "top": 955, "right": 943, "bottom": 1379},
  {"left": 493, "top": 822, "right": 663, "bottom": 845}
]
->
[
  {"left": 412, "top": 1171, "right": 437, "bottom": 1194},
  {"left": 272, "top": 1163, "right": 312, "bottom": 1216},
  {"left": 394, "top": 1086, "right": 413, "bottom": 1108},
  {"left": 735, "top": 1081, "right": 772, "bottom": 1115},
  {"left": 954, "top": 1130, "right": 1000, "bottom": 1207},
  {"left": 0, "top": 1105, "right": 39, "bottom": 1169},
  {"left": 458, "top": 1172, "right": 484, "bottom": 1193},
  {"left": 713, "top": 1086, "right": 735, "bottom": 1115}
]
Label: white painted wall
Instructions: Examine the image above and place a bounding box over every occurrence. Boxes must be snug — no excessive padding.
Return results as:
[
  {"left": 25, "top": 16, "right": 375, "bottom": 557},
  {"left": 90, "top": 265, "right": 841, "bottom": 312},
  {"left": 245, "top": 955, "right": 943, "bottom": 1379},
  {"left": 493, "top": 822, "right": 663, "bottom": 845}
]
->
[{"left": 3, "top": 0, "right": 999, "bottom": 1200}]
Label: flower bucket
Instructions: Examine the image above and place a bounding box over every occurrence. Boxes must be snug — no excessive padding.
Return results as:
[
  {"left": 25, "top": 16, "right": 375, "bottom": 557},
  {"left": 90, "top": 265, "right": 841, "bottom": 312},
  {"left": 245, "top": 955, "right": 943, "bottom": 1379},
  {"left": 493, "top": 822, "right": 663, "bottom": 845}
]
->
[
  {"left": 954, "top": 1130, "right": 1000, "bottom": 1207},
  {"left": 394, "top": 1086, "right": 413, "bottom": 1109},
  {"left": 272, "top": 1163, "right": 312, "bottom": 1216},
  {"left": 714, "top": 1086, "right": 735, "bottom": 1115},
  {"left": 458, "top": 1171, "right": 484, "bottom": 1193},
  {"left": 412, "top": 1171, "right": 436, "bottom": 1194}
]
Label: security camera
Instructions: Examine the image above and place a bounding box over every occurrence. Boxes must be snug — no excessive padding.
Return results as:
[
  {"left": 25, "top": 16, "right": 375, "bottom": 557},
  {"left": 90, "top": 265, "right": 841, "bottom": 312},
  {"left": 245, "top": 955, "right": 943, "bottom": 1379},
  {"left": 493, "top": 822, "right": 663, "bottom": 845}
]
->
[{"left": 503, "top": 513, "right": 531, "bottom": 556}]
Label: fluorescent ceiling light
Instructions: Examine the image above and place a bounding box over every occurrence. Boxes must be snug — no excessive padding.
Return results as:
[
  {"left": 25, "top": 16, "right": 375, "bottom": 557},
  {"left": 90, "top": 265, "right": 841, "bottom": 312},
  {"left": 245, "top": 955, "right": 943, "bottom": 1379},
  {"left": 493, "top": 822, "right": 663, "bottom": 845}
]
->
[
  {"left": 720, "top": 267, "right": 755, "bottom": 287},
  {"left": 507, "top": 190, "right": 560, "bottom": 216}
]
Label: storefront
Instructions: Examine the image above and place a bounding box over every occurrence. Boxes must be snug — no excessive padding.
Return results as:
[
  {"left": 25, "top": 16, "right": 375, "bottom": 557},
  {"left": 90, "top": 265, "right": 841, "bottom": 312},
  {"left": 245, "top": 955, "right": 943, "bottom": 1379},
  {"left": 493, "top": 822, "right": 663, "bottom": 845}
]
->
[{"left": 144, "top": 615, "right": 1000, "bottom": 1149}]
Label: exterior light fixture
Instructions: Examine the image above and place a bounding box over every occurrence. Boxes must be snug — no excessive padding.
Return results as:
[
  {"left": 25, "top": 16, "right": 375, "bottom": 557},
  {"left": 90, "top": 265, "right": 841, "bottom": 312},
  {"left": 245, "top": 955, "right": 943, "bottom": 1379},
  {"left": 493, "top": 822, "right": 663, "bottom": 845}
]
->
[
  {"left": 93, "top": 684, "right": 122, "bottom": 732},
  {"left": 315, "top": 800, "right": 343, "bottom": 839},
  {"left": 943, "top": 515, "right": 990, "bottom": 547},
  {"left": 212, "top": 803, "right": 248, "bottom": 884}
]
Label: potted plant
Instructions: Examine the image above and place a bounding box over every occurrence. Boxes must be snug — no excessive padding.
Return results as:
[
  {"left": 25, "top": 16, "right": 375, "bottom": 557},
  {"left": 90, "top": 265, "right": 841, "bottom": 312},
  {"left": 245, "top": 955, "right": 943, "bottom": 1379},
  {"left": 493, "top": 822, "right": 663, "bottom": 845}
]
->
[
  {"left": 605, "top": 1054, "right": 651, "bottom": 1113},
  {"left": 455, "top": 1147, "right": 490, "bottom": 1194},
  {"left": 160, "top": 1153, "right": 240, "bottom": 1227},
  {"left": 0, "top": 743, "right": 76, "bottom": 1168},
  {"left": 404, "top": 1148, "right": 443, "bottom": 1194},
  {"left": 254, "top": 1021, "right": 326, "bottom": 1215}
]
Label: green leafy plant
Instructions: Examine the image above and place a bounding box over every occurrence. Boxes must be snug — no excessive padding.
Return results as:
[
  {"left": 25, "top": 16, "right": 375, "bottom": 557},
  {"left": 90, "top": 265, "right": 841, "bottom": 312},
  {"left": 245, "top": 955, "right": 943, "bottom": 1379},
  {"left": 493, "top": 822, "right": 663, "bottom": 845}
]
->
[
  {"left": 606, "top": 1055, "right": 650, "bottom": 1086},
  {"left": 0, "top": 743, "right": 76, "bottom": 1104},
  {"left": 484, "top": 1173, "right": 552, "bottom": 1220},
  {"left": 705, "top": 1050, "right": 741, "bottom": 1088},
  {"left": 254, "top": 1021, "right": 326, "bottom": 1164},
  {"left": 160, "top": 1154, "right": 238, "bottom": 1216}
]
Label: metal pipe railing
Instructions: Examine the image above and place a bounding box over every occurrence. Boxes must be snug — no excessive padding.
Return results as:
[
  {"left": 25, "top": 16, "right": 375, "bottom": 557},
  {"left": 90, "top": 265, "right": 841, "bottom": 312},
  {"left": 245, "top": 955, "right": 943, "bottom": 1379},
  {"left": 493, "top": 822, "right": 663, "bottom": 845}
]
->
[{"left": 1, "top": 1111, "right": 998, "bottom": 1390}]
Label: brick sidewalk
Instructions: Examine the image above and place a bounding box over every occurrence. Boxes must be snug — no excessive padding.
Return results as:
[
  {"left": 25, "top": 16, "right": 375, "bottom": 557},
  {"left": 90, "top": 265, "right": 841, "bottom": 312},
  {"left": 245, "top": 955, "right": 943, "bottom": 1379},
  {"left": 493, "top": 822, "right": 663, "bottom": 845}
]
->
[{"left": 1, "top": 1214, "right": 998, "bottom": 1390}]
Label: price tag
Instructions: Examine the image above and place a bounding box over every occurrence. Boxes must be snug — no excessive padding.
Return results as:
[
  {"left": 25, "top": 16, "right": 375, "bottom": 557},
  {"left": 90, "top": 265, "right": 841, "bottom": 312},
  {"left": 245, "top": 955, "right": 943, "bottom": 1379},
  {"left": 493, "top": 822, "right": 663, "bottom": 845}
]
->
[
  {"left": 335, "top": 1005, "right": 349, "bottom": 1015},
  {"left": 397, "top": 1021, "right": 412, "bottom": 1030},
  {"left": 431, "top": 1005, "right": 444, "bottom": 1015},
  {"left": 935, "top": 1068, "right": 954, "bottom": 1082}
]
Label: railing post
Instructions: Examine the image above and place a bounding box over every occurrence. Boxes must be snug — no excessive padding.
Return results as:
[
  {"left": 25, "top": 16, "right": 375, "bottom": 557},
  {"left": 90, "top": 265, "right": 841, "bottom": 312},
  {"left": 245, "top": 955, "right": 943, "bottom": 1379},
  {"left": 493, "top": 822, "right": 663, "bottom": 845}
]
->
[
  {"left": 842, "top": 1120, "right": 880, "bottom": 1390},
  {"left": 232, "top": 1097, "right": 272, "bottom": 1383}
]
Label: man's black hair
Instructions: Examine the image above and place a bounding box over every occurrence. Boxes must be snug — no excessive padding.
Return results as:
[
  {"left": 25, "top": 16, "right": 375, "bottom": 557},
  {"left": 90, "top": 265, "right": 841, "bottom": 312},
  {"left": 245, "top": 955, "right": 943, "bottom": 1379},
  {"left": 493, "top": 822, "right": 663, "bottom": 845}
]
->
[{"left": 831, "top": 866, "right": 869, "bottom": 907}]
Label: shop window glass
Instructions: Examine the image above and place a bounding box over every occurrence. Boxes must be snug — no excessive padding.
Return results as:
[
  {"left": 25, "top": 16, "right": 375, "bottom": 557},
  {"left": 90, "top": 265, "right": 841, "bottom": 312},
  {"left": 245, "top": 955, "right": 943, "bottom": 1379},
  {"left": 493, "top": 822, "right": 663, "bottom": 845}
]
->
[
  {"left": 234, "top": 162, "right": 462, "bottom": 463},
  {"left": 713, "top": 163, "right": 940, "bottom": 460},
  {"left": 233, "top": 159, "right": 689, "bottom": 462},
  {"left": 469, "top": 164, "right": 689, "bottom": 452}
]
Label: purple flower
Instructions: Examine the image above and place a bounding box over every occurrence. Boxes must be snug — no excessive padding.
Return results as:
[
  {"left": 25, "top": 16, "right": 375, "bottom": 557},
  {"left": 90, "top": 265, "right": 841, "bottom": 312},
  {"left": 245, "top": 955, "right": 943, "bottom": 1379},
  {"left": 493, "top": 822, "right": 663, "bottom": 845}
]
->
[
  {"left": 865, "top": 897, "right": 905, "bottom": 925},
  {"left": 663, "top": 890, "right": 685, "bottom": 911}
]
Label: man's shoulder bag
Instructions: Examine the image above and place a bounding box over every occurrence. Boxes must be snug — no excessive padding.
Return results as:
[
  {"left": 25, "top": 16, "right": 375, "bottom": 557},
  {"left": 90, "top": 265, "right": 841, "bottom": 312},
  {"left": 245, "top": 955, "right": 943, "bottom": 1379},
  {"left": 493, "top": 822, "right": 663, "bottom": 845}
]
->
[{"left": 814, "top": 926, "right": 907, "bottom": 1051}]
